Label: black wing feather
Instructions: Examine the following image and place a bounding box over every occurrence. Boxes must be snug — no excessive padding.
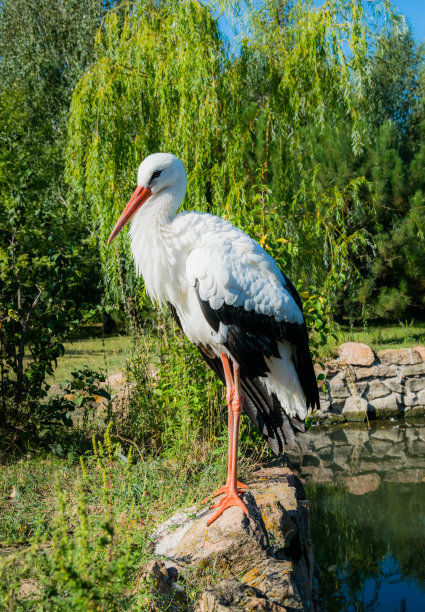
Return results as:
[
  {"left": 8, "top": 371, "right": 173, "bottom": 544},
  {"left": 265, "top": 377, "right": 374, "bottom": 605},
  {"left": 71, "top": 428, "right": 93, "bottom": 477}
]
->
[
  {"left": 194, "top": 279, "right": 319, "bottom": 412},
  {"left": 169, "top": 272, "right": 319, "bottom": 456}
]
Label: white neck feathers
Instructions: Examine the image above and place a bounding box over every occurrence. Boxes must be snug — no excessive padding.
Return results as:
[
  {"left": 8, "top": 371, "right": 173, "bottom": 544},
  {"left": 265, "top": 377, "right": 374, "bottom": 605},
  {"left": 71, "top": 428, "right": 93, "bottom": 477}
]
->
[{"left": 129, "top": 188, "right": 185, "bottom": 306}]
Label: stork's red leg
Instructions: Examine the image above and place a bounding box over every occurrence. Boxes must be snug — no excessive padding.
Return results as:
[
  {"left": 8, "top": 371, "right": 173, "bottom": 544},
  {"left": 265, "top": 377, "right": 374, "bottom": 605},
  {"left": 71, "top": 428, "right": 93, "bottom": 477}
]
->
[
  {"left": 220, "top": 355, "right": 248, "bottom": 493},
  {"left": 201, "top": 404, "right": 247, "bottom": 503},
  {"left": 206, "top": 359, "right": 249, "bottom": 525},
  {"left": 201, "top": 354, "right": 247, "bottom": 506}
]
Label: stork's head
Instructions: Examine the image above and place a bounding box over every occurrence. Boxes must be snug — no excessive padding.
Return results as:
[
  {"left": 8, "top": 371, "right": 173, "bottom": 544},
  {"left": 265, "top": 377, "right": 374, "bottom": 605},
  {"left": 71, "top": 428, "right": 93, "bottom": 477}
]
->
[{"left": 107, "top": 153, "right": 187, "bottom": 244}]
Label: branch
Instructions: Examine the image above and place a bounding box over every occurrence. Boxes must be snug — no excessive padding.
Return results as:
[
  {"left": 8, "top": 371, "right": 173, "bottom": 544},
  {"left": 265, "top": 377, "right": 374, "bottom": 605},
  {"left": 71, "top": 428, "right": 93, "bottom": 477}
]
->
[
  {"left": 243, "top": 154, "right": 256, "bottom": 185},
  {"left": 14, "top": 286, "right": 42, "bottom": 411}
]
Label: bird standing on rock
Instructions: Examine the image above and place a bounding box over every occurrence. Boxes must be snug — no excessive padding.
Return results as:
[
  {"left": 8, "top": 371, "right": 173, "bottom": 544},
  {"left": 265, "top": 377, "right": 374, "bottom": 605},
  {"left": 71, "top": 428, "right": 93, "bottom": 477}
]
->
[{"left": 108, "top": 153, "right": 319, "bottom": 525}]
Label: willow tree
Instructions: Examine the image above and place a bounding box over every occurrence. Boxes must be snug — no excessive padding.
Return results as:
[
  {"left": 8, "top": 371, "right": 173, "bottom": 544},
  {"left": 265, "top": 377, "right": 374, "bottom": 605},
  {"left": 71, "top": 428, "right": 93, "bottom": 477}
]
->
[{"left": 67, "top": 0, "right": 396, "bottom": 320}]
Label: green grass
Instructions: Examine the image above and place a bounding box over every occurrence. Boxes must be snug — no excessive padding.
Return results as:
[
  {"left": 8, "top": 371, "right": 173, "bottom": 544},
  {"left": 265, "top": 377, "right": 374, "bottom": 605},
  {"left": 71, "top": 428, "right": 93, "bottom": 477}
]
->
[
  {"left": 1, "top": 312, "right": 263, "bottom": 609},
  {"left": 0, "top": 448, "right": 224, "bottom": 549},
  {"left": 49, "top": 321, "right": 425, "bottom": 386},
  {"left": 49, "top": 332, "right": 131, "bottom": 385},
  {"left": 319, "top": 321, "right": 425, "bottom": 358},
  {"left": 4, "top": 319, "right": 424, "bottom": 608},
  {"left": 0, "top": 428, "right": 236, "bottom": 609}
]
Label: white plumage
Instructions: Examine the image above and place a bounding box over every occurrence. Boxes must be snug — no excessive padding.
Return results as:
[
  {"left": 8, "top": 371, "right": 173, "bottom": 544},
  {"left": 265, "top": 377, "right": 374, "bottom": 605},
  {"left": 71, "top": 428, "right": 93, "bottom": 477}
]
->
[{"left": 108, "top": 152, "right": 319, "bottom": 523}]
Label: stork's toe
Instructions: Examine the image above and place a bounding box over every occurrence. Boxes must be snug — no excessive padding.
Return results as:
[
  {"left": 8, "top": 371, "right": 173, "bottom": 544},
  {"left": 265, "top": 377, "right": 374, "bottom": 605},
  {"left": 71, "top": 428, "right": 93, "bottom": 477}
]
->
[
  {"left": 206, "top": 490, "right": 249, "bottom": 525},
  {"left": 201, "top": 481, "right": 248, "bottom": 505}
]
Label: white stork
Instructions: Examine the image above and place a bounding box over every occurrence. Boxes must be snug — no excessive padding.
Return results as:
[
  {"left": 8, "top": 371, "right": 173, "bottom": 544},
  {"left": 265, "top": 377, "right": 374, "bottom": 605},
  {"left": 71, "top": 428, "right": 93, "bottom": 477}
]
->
[{"left": 108, "top": 153, "right": 319, "bottom": 524}]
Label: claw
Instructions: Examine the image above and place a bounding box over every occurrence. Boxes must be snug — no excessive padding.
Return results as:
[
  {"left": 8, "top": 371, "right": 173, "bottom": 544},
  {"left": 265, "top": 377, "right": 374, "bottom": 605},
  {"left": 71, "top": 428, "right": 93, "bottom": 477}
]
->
[
  {"left": 201, "top": 481, "right": 248, "bottom": 505},
  {"left": 207, "top": 490, "right": 249, "bottom": 525}
]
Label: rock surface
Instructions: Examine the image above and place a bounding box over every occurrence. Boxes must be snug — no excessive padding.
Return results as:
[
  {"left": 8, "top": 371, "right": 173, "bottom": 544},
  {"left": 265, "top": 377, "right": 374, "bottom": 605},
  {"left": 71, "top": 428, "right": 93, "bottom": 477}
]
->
[
  {"left": 195, "top": 580, "right": 285, "bottom": 611},
  {"left": 152, "top": 466, "right": 318, "bottom": 611},
  {"left": 342, "top": 396, "right": 368, "bottom": 422},
  {"left": 338, "top": 342, "right": 375, "bottom": 366}
]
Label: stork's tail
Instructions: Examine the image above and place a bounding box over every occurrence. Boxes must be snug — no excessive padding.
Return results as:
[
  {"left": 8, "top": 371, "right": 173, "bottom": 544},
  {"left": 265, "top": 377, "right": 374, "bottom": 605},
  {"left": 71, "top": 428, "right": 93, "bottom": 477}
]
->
[{"left": 197, "top": 347, "right": 303, "bottom": 455}]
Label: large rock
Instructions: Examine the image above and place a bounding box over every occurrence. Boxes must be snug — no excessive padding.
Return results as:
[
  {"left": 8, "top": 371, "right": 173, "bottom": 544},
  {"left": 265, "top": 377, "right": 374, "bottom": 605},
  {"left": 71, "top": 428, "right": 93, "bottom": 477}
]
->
[
  {"left": 316, "top": 344, "right": 425, "bottom": 422},
  {"left": 154, "top": 495, "right": 267, "bottom": 574},
  {"left": 383, "top": 377, "right": 404, "bottom": 394},
  {"left": 401, "top": 392, "right": 418, "bottom": 407},
  {"left": 412, "top": 346, "right": 425, "bottom": 361},
  {"left": 354, "top": 366, "right": 378, "bottom": 380},
  {"left": 195, "top": 580, "right": 286, "bottom": 611},
  {"left": 354, "top": 364, "right": 397, "bottom": 380},
  {"left": 377, "top": 348, "right": 421, "bottom": 365},
  {"left": 377, "top": 364, "right": 400, "bottom": 377},
  {"left": 338, "top": 343, "right": 375, "bottom": 366},
  {"left": 317, "top": 399, "right": 330, "bottom": 412},
  {"left": 342, "top": 396, "right": 367, "bottom": 422},
  {"left": 366, "top": 380, "right": 392, "bottom": 400},
  {"left": 327, "top": 372, "right": 349, "bottom": 399},
  {"left": 400, "top": 363, "right": 425, "bottom": 376},
  {"left": 405, "top": 377, "right": 425, "bottom": 393},
  {"left": 153, "top": 466, "right": 317, "bottom": 611},
  {"left": 368, "top": 393, "right": 401, "bottom": 419},
  {"left": 353, "top": 381, "right": 368, "bottom": 395},
  {"left": 330, "top": 386, "right": 350, "bottom": 400}
]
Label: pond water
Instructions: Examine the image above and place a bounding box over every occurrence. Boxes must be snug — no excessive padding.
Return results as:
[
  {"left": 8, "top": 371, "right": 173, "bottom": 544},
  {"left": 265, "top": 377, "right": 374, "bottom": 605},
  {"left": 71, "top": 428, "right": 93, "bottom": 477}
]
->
[{"left": 285, "top": 419, "right": 425, "bottom": 612}]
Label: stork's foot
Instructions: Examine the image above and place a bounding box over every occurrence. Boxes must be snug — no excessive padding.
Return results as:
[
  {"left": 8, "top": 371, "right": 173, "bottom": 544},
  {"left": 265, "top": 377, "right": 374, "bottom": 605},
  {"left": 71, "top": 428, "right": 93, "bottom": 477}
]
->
[
  {"left": 201, "top": 481, "right": 248, "bottom": 505},
  {"left": 206, "top": 490, "right": 248, "bottom": 525}
]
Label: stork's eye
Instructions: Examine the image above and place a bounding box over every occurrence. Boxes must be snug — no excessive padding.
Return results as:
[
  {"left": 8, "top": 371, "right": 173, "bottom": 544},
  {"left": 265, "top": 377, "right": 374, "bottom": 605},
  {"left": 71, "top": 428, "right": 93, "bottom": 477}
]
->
[{"left": 151, "top": 169, "right": 162, "bottom": 181}]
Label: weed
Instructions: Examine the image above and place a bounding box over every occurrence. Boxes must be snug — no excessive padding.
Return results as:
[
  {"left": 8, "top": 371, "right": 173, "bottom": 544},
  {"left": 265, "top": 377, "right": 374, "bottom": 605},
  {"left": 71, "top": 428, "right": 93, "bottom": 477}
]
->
[{"left": 0, "top": 414, "right": 249, "bottom": 609}]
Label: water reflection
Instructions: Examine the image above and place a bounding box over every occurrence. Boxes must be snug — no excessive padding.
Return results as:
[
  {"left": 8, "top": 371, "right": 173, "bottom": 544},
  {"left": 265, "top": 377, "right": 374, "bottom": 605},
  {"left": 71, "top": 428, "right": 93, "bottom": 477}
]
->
[{"left": 286, "top": 419, "right": 425, "bottom": 611}]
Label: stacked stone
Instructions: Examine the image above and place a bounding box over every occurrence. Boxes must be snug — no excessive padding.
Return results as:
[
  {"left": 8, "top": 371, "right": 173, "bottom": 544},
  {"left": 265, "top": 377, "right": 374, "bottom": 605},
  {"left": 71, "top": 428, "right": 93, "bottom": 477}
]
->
[{"left": 314, "top": 343, "right": 425, "bottom": 423}]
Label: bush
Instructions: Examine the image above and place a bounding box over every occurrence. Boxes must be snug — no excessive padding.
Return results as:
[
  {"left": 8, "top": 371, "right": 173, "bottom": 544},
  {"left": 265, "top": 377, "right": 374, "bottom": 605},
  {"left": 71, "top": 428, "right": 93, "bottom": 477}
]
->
[{"left": 0, "top": 424, "right": 231, "bottom": 609}]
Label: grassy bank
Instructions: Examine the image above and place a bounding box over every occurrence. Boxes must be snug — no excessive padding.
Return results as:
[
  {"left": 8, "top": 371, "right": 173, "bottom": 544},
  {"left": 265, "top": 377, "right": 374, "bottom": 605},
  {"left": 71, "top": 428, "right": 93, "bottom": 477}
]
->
[
  {"left": 50, "top": 334, "right": 131, "bottom": 385},
  {"left": 0, "top": 427, "right": 227, "bottom": 607},
  {"left": 340, "top": 321, "right": 425, "bottom": 350},
  {"left": 48, "top": 320, "right": 425, "bottom": 386},
  {"left": 319, "top": 321, "right": 425, "bottom": 357},
  {"left": 1, "top": 318, "right": 267, "bottom": 609},
  {"left": 3, "top": 319, "right": 425, "bottom": 608},
  {"left": 0, "top": 423, "right": 263, "bottom": 609}
]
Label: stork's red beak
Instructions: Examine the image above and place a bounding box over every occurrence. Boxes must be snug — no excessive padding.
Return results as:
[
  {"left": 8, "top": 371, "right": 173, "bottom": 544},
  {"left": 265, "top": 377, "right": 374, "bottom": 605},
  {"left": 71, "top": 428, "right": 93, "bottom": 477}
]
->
[{"left": 107, "top": 186, "right": 152, "bottom": 244}]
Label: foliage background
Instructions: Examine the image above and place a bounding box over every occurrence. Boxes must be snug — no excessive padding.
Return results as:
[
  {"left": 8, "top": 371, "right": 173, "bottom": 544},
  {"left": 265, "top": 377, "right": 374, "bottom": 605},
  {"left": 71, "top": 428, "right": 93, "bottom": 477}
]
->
[
  {"left": 1, "top": 0, "right": 425, "bottom": 456},
  {"left": 2, "top": 0, "right": 425, "bottom": 609},
  {"left": 66, "top": 0, "right": 381, "bottom": 315},
  {"left": 1, "top": 0, "right": 425, "bottom": 444}
]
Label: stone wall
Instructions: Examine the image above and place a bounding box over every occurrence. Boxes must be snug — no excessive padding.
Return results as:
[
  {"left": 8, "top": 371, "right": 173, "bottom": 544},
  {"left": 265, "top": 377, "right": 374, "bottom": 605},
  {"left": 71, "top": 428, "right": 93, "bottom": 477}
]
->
[{"left": 314, "top": 343, "right": 425, "bottom": 423}]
